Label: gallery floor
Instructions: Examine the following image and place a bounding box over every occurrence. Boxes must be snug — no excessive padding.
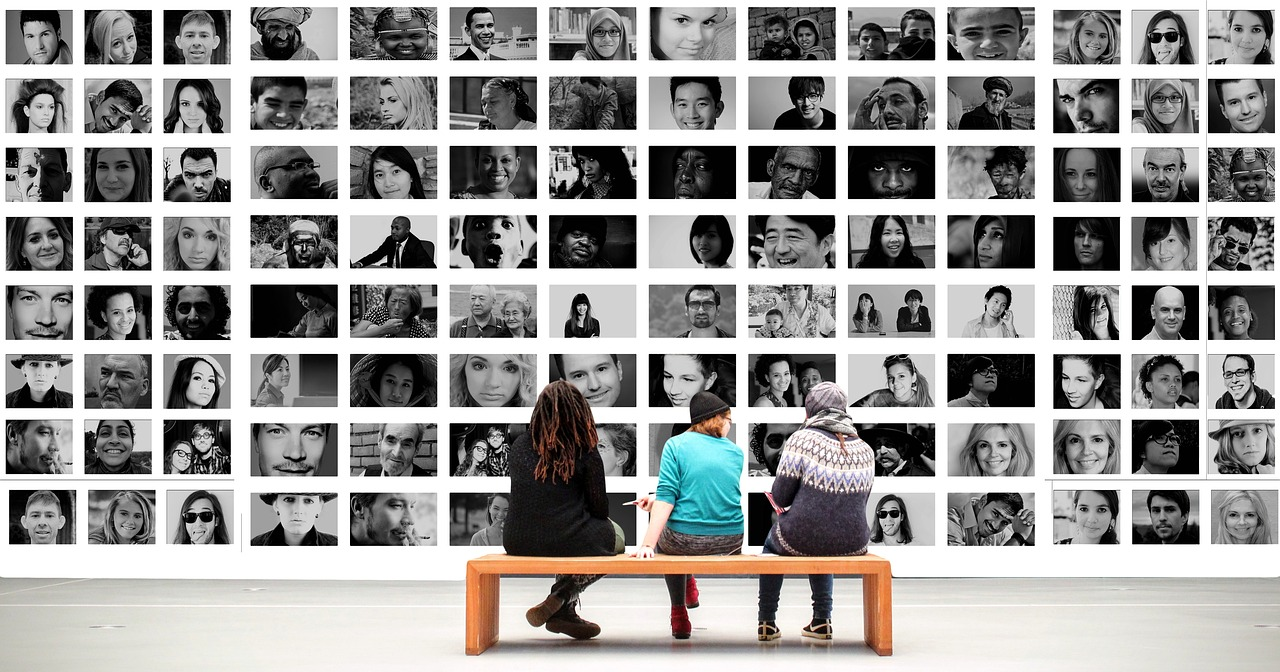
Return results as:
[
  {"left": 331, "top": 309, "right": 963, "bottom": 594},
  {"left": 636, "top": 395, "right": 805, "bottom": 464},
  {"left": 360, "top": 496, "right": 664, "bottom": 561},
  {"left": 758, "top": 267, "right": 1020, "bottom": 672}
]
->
[{"left": 1, "top": 575, "right": 1276, "bottom": 671}]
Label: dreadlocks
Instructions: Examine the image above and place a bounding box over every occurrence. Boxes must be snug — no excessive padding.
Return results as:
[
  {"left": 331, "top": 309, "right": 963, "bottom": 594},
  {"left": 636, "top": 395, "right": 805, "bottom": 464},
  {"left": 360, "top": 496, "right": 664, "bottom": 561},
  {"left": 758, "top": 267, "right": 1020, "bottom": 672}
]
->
[{"left": 530, "top": 380, "right": 599, "bottom": 484}]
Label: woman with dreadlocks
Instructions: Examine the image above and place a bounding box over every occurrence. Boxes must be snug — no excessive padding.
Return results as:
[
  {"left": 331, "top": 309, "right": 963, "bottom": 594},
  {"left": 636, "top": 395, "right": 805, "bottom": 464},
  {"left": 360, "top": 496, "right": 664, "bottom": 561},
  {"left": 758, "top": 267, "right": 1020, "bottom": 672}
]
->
[{"left": 504, "top": 380, "right": 624, "bottom": 641}]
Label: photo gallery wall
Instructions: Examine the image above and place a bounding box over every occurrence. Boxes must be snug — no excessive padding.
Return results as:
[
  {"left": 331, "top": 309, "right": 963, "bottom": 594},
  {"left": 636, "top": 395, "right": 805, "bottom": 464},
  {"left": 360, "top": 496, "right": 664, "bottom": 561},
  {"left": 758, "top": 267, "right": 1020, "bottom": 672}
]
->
[{"left": 1, "top": 5, "right": 1276, "bottom": 579}]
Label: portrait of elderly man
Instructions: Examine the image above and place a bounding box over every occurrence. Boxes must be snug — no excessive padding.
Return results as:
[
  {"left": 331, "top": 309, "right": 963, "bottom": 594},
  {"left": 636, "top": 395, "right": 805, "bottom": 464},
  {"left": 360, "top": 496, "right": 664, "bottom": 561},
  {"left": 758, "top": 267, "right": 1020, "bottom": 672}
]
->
[
  {"left": 1217, "top": 148, "right": 1274, "bottom": 203},
  {"left": 6, "top": 354, "right": 72, "bottom": 408},
  {"left": 251, "top": 493, "right": 338, "bottom": 546},
  {"left": 1208, "top": 218, "right": 1259, "bottom": 271},
  {"left": 772, "top": 77, "right": 834, "bottom": 129},
  {"left": 550, "top": 216, "right": 609, "bottom": 268},
  {"left": 458, "top": 215, "right": 536, "bottom": 269},
  {"left": 1054, "top": 79, "right": 1119, "bottom": 133},
  {"left": 849, "top": 146, "right": 933, "bottom": 199},
  {"left": 1215, "top": 354, "right": 1276, "bottom": 410},
  {"left": 748, "top": 146, "right": 823, "bottom": 199},
  {"left": 1133, "top": 147, "right": 1196, "bottom": 202},
  {"left": 862, "top": 423, "right": 934, "bottom": 476},
  {"left": 253, "top": 146, "right": 337, "bottom": 199},
  {"left": 7, "top": 285, "right": 72, "bottom": 340},
  {"left": 250, "top": 7, "right": 318, "bottom": 60},
  {"left": 85, "top": 420, "right": 149, "bottom": 475},
  {"left": 352, "top": 216, "right": 433, "bottom": 268},
  {"left": 959, "top": 77, "right": 1014, "bottom": 130},
  {"left": 261, "top": 219, "right": 335, "bottom": 269},
  {"left": 92, "top": 354, "right": 150, "bottom": 410},
  {"left": 163, "top": 285, "right": 230, "bottom": 340},
  {"left": 86, "top": 218, "right": 150, "bottom": 271},
  {"left": 168, "top": 148, "right": 230, "bottom": 202},
  {"left": 984, "top": 146, "right": 1032, "bottom": 199},
  {"left": 754, "top": 215, "right": 836, "bottom": 268},
  {"left": 10, "top": 148, "right": 71, "bottom": 202},
  {"left": 84, "top": 79, "right": 151, "bottom": 134},
  {"left": 658, "top": 146, "right": 734, "bottom": 199},
  {"left": 850, "top": 77, "right": 930, "bottom": 130},
  {"left": 350, "top": 493, "right": 431, "bottom": 546},
  {"left": 359, "top": 424, "right": 432, "bottom": 476},
  {"left": 6, "top": 420, "right": 72, "bottom": 474},
  {"left": 678, "top": 285, "right": 732, "bottom": 338},
  {"left": 351, "top": 285, "right": 433, "bottom": 338},
  {"left": 450, "top": 284, "right": 501, "bottom": 338},
  {"left": 455, "top": 7, "right": 501, "bottom": 60},
  {"left": 15, "top": 11, "right": 73, "bottom": 64},
  {"left": 1214, "top": 78, "right": 1271, "bottom": 133},
  {"left": 252, "top": 423, "right": 334, "bottom": 477}
]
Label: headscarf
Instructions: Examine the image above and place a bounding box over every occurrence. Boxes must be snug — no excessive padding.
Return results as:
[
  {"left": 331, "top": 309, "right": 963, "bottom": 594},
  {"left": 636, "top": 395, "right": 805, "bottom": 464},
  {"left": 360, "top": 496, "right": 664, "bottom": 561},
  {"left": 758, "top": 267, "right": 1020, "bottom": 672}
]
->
[
  {"left": 251, "top": 8, "right": 312, "bottom": 26},
  {"left": 1137, "top": 79, "right": 1195, "bottom": 133},
  {"left": 582, "top": 8, "right": 631, "bottom": 60}
]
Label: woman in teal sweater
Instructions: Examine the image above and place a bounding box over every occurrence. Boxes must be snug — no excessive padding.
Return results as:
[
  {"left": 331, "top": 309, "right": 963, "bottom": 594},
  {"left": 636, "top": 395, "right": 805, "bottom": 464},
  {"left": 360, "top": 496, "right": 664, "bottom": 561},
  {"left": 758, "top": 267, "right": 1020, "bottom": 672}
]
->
[{"left": 633, "top": 391, "right": 743, "bottom": 639}]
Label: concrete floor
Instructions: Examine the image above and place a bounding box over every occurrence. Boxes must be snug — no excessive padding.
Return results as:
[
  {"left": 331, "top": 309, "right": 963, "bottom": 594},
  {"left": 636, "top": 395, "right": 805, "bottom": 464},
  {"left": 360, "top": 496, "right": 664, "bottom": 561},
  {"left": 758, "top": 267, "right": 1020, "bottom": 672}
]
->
[{"left": 2, "top": 576, "right": 1278, "bottom": 671}]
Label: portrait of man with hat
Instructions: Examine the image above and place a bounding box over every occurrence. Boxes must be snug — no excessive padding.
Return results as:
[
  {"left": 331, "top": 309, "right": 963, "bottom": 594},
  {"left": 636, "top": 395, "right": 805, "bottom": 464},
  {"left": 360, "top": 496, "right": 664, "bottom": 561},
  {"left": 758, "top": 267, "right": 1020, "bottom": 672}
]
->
[
  {"left": 250, "top": 7, "right": 318, "bottom": 60},
  {"left": 251, "top": 493, "right": 338, "bottom": 546},
  {"left": 6, "top": 354, "right": 72, "bottom": 408},
  {"left": 860, "top": 423, "right": 934, "bottom": 477},
  {"left": 260, "top": 219, "right": 336, "bottom": 269},
  {"left": 86, "top": 218, "right": 150, "bottom": 271},
  {"left": 959, "top": 77, "right": 1014, "bottom": 130}
]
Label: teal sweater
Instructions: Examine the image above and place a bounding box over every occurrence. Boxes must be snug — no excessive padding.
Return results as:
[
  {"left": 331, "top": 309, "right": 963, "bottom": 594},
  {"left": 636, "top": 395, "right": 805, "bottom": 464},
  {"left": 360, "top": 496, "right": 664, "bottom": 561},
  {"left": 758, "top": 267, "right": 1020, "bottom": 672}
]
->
[{"left": 656, "top": 430, "right": 744, "bottom": 536}]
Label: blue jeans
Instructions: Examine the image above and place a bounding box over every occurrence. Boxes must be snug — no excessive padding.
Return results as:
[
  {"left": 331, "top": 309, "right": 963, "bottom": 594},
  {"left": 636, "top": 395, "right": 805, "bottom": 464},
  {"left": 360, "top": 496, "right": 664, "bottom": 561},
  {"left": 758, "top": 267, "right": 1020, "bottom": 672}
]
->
[{"left": 757, "top": 529, "right": 834, "bottom": 621}]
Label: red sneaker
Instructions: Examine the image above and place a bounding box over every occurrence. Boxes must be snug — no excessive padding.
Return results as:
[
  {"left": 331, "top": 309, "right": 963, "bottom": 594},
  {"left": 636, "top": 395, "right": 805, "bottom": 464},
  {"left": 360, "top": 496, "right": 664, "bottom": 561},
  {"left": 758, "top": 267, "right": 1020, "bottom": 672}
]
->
[
  {"left": 671, "top": 605, "right": 692, "bottom": 639},
  {"left": 684, "top": 576, "right": 700, "bottom": 609}
]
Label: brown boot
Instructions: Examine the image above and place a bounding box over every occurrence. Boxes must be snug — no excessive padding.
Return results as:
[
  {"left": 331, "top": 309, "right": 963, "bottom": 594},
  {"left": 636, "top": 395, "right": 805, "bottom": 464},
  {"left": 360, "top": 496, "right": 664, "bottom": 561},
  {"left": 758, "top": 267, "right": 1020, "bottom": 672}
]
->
[
  {"left": 525, "top": 594, "right": 564, "bottom": 627},
  {"left": 545, "top": 602, "right": 601, "bottom": 640}
]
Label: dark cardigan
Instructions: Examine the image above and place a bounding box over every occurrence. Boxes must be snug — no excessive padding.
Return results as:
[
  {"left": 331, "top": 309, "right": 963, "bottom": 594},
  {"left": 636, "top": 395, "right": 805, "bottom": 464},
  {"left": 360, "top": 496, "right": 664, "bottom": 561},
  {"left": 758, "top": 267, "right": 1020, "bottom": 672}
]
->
[{"left": 503, "top": 432, "right": 615, "bottom": 556}]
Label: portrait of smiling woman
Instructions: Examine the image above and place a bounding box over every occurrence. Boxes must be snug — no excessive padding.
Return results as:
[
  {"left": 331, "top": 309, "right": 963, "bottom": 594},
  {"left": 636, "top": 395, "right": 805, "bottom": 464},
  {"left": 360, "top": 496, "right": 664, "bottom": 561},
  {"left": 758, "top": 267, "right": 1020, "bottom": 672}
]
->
[
  {"left": 1053, "top": 419, "right": 1121, "bottom": 475},
  {"left": 85, "top": 147, "right": 152, "bottom": 202},
  {"left": 7, "top": 217, "right": 72, "bottom": 271},
  {"left": 1054, "top": 490, "right": 1120, "bottom": 544},
  {"left": 650, "top": 7, "right": 734, "bottom": 60},
  {"left": 952, "top": 423, "right": 1034, "bottom": 477},
  {"left": 354, "top": 145, "right": 433, "bottom": 199}
]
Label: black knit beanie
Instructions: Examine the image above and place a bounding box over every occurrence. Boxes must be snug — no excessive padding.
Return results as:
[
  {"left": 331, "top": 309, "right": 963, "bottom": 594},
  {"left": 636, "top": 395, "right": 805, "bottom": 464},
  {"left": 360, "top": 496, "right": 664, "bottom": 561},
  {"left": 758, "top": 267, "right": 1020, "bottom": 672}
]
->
[{"left": 689, "top": 391, "right": 730, "bottom": 425}]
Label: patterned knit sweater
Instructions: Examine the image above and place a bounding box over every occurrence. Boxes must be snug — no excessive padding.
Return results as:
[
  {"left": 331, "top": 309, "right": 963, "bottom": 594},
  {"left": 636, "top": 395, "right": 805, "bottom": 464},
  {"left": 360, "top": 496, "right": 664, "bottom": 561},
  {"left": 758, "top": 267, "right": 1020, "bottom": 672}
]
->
[{"left": 768, "top": 410, "right": 875, "bottom": 556}]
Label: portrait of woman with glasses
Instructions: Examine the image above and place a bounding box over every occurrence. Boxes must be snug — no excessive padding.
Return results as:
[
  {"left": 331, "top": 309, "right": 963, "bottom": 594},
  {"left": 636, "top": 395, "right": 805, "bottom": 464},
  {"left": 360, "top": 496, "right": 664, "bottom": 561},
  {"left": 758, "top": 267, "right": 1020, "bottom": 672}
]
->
[{"left": 1132, "top": 419, "right": 1197, "bottom": 475}]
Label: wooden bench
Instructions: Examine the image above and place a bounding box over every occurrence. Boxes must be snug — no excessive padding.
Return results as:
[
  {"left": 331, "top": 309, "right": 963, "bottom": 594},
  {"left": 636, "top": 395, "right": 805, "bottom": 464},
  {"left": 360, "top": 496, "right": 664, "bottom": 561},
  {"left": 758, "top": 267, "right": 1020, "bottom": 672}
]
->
[{"left": 465, "top": 554, "right": 892, "bottom": 656}]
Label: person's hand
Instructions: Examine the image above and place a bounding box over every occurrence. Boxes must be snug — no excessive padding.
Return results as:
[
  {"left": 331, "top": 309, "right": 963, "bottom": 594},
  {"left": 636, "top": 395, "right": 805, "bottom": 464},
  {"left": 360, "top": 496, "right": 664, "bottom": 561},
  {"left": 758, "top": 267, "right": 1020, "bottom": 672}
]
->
[
  {"left": 629, "top": 494, "right": 657, "bottom": 512},
  {"left": 630, "top": 544, "right": 656, "bottom": 559},
  {"left": 131, "top": 104, "right": 153, "bottom": 133},
  {"left": 1208, "top": 235, "right": 1226, "bottom": 263},
  {"left": 127, "top": 244, "right": 149, "bottom": 267},
  {"left": 1011, "top": 508, "right": 1035, "bottom": 536},
  {"left": 377, "top": 318, "right": 405, "bottom": 335},
  {"left": 852, "top": 88, "right": 885, "bottom": 130},
  {"left": 1002, "top": 308, "right": 1015, "bottom": 324},
  {"left": 321, "top": 179, "right": 340, "bottom": 199}
]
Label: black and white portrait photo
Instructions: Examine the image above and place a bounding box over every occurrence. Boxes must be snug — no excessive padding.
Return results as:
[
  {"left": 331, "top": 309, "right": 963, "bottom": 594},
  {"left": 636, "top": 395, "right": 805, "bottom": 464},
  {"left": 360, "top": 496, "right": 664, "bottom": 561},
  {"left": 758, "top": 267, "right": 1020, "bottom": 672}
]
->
[
  {"left": 250, "top": 216, "right": 337, "bottom": 269},
  {"left": 748, "top": 77, "right": 836, "bottom": 130},
  {"left": 1207, "top": 217, "right": 1274, "bottom": 271},
  {"left": 548, "top": 284, "right": 637, "bottom": 338},
  {"left": 350, "top": 215, "right": 432, "bottom": 268},
  {"left": 1132, "top": 420, "right": 1200, "bottom": 475},
  {"left": 1052, "top": 354, "right": 1121, "bottom": 411},
  {"left": 1209, "top": 285, "right": 1275, "bottom": 341},
  {"left": 449, "top": 284, "right": 536, "bottom": 339},
  {"left": 85, "top": 10, "right": 151, "bottom": 64},
  {"left": 448, "top": 215, "right": 536, "bottom": 269},
  {"left": 1051, "top": 490, "right": 1120, "bottom": 544},
  {"left": 549, "top": 215, "right": 636, "bottom": 268},
  {"left": 84, "top": 419, "right": 153, "bottom": 474},
  {"left": 1132, "top": 147, "right": 1199, "bottom": 202},
  {"left": 649, "top": 76, "right": 736, "bottom": 130},
  {"left": 649, "top": 285, "right": 736, "bottom": 339},
  {"left": 1052, "top": 419, "right": 1122, "bottom": 475},
  {"left": 449, "top": 354, "right": 537, "bottom": 408},
  {"left": 249, "top": 423, "right": 338, "bottom": 477},
  {"left": 549, "top": 76, "right": 636, "bottom": 130},
  {"left": 1052, "top": 147, "right": 1121, "bottom": 202},
  {"left": 1207, "top": 78, "right": 1273, "bottom": 133},
  {"left": 950, "top": 284, "right": 1033, "bottom": 338},
  {"left": 350, "top": 7, "right": 437, "bottom": 60},
  {"left": 1209, "top": 490, "right": 1277, "bottom": 544},
  {"left": 1051, "top": 10, "right": 1120, "bottom": 65},
  {"left": 250, "top": 353, "right": 339, "bottom": 408},
  {"left": 1132, "top": 284, "right": 1198, "bottom": 341},
  {"left": 350, "top": 422, "right": 437, "bottom": 477},
  {"left": 163, "top": 354, "right": 230, "bottom": 411},
  {"left": 83, "top": 354, "right": 152, "bottom": 410},
  {"left": 161, "top": 78, "right": 228, "bottom": 134},
  {"left": 1052, "top": 217, "right": 1120, "bottom": 271},
  {"left": 849, "top": 215, "right": 934, "bottom": 268},
  {"left": 746, "top": 146, "right": 835, "bottom": 199},
  {"left": 947, "top": 423, "right": 1035, "bottom": 477},
  {"left": 349, "top": 353, "right": 437, "bottom": 408},
  {"left": 6, "top": 284, "right": 73, "bottom": 341},
  {"left": 750, "top": 8, "right": 835, "bottom": 60},
  {"left": 6, "top": 10, "right": 74, "bottom": 65},
  {"left": 947, "top": 492, "right": 1036, "bottom": 546},
  {"left": 947, "top": 216, "right": 1035, "bottom": 267},
  {"left": 847, "top": 76, "right": 933, "bottom": 130},
  {"left": 949, "top": 76, "right": 1034, "bottom": 130},
  {"left": 5, "top": 147, "right": 72, "bottom": 202},
  {"left": 1053, "top": 78, "right": 1120, "bottom": 133},
  {"left": 549, "top": 6, "right": 637, "bottom": 60},
  {"left": 867, "top": 493, "right": 936, "bottom": 546},
  {"left": 747, "top": 216, "right": 837, "bottom": 269},
  {"left": 251, "top": 146, "right": 339, "bottom": 199},
  {"left": 1208, "top": 147, "right": 1273, "bottom": 202},
  {"left": 1131, "top": 354, "right": 1198, "bottom": 409},
  {"left": 1208, "top": 421, "right": 1276, "bottom": 475},
  {"left": 161, "top": 147, "right": 230, "bottom": 202},
  {"left": 846, "top": 285, "right": 935, "bottom": 337},
  {"left": 649, "top": 215, "right": 736, "bottom": 269},
  {"left": 250, "top": 285, "right": 338, "bottom": 339},
  {"left": 1131, "top": 79, "right": 1198, "bottom": 133},
  {"left": 1131, "top": 218, "right": 1197, "bottom": 271},
  {"left": 449, "top": 145, "right": 536, "bottom": 199},
  {"left": 860, "top": 423, "right": 936, "bottom": 477},
  {"left": 162, "top": 10, "right": 229, "bottom": 64},
  {"left": 549, "top": 354, "right": 635, "bottom": 408},
  {"left": 162, "top": 284, "right": 229, "bottom": 340},
  {"left": 650, "top": 6, "right": 736, "bottom": 60},
  {"left": 349, "top": 493, "right": 437, "bottom": 546},
  {"left": 748, "top": 352, "right": 836, "bottom": 408},
  {"left": 4, "top": 354, "right": 72, "bottom": 409},
  {"left": 848, "top": 354, "right": 935, "bottom": 408},
  {"left": 948, "top": 146, "right": 1035, "bottom": 199},
  {"left": 350, "top": 284, "right": 437, "bottom": 339},
  {"left": 84, "top": 147, "right": 152, "bottom": 202},
  {"left": 6, "top": 78, "right": 72, "bottom": 133},
  {"left": 249, "top": 77, "right": 337, "bottom": 131},
  {"left": 946, "top": 7, "right": 1034, "bottom": 60},
  {"left": 1052, "top": 285, "right": 1121, "bottom": 341},
  {"left": 351, "top": 146, "right": 436, "bottom": 199},
  {"left": 848, "top": 146, "right": 934, "bottom": 199},
  {"left": 746, "top": 284, "right": 838, "bottom": 338},
  {"left": 168, "top": 490, "right": 234, "bottom": 545},
  {"left": 648, "top": 354, "right": 736, "bottom": 408},
  {"left": 250, "top": 493, "right": 339, "bottom": 547},
  {"left": 549, "top": 146, "right": 637, "bottom": 199},
  {"left": 85, "top": 285, "right": 151, "bottom": 341},
  {"left": 451, "top": 423, "right": 520, "bottom": 477},
  {"left": 1207, "top": 353, "right": 1276, "bottom": 411},
  {"left": 6, "top": 217, "right": 73, "bottom": 272},
  {"left": 451, "top": 76, "right": 536, "bottom": 130},
  {"left": 648, "top": 146, "right": 736, "bottom": 199},
  {"left": 350, "top": 76, "right": 436, "bottom": 130},
  {"left": 8, "top": 490, "right": 74, "bottom": 544},
  {"left": 946, "top": 354, "right": 1036, "bottom": 408},
  {"left": 162, "top": 420, "right": 230, "bottom": 475},
  {"left": 248, "top": 7, "right": 339, "bottom": 61},
  {"left": 449, "top": 6, "right": 537, "bottom": 60},
  {"left": 450, "top": 493, "right": 510, "bottom": 547},
  {"left": 1207, "top": 10, "right": 1275, "bottom": 64},
  {"left": 848, "top": 7, "right": 938, "bottom": 61},
  {"left": 747, "top": 423, "right": 801, "bottom": 476}
]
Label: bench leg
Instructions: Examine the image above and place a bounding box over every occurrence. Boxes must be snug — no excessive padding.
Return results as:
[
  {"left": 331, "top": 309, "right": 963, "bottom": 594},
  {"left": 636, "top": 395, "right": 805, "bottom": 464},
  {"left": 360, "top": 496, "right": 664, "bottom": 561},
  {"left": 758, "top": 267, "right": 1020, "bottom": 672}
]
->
[
  {"left": 466, "top": 567, "right": 500, "bottom": 655},
  {"left": 861, "top": 571, "right": 893, "bottom": 656}
]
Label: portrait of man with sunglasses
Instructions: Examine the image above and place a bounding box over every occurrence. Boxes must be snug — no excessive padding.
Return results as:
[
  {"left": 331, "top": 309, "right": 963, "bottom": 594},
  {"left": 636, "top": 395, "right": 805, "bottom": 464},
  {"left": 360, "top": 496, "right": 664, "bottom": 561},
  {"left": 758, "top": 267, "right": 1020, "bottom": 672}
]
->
[
  {"left": 86, "top": 218, "right": 151, "bottom": 271},
  {"left": 1208, "top": 218, "right": 1261, "bottom": 271},
  {"left": 253, "top": 146, "right": 338, "bottom": 199}
]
